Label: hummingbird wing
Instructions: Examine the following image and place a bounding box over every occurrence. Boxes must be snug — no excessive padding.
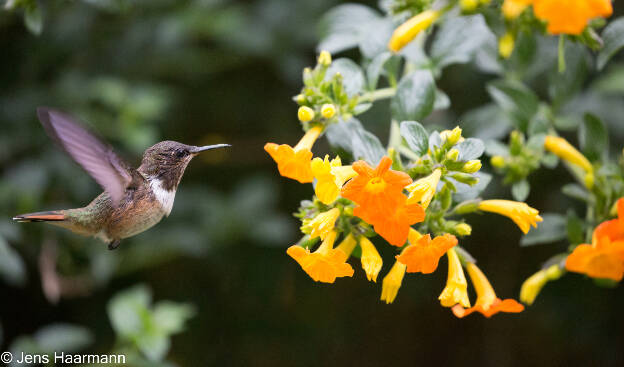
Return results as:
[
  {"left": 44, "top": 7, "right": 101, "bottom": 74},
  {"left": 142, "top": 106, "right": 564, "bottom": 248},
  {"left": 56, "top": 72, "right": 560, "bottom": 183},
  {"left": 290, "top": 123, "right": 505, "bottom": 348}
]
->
[{"left": 37, "top": 107, "right": 134, "bottom": 205}]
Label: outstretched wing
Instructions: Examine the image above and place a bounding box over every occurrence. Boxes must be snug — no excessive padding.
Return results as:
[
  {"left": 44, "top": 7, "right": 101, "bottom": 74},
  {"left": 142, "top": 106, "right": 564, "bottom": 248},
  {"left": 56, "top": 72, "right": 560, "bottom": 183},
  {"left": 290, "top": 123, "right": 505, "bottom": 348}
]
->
[{"left": 37, "top": 107, "right": 133, "bottom": 205}]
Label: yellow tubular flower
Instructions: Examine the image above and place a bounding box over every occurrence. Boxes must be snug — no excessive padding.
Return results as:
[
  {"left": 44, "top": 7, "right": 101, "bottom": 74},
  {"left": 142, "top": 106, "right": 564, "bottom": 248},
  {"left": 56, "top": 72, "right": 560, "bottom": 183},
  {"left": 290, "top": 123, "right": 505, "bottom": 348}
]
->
[
  {"left": 499, "top": 32, "right": 515, "bottom": 59},
  {"left": 455, "top": 223, "right": 472, "bottom": 236},
  {"left": 298, "top": 106, "right": 315, "bottom": 122},
  {"left": 388, "top": 10, "right": 440, "bottom": 52},
  {"left": 311, "top": 155, "right": 357, "bottom": 205},
  {"left": 335, "top": 233, "right": 357, "bottom": 262},
  {"left": 359, "top": 237, "right": 383, "bottom": 282},
  {"left": 439, "top": 248, "right": 471, "bottom": 308},
  {"left": 408, "top": 228, "right": 422, "bottom": 244},
  {"left": 406, "top": 168, "right": 442, "bottom": 209},
  {"left": 381, "top": 259, "right": 407, "bottom": 304},
  {"left": 544, "top": 135, "right": 593, "bottom": 173},
  {"left": 264, "top": 126, "right": 322, "bottom": 183},
  {"left": 502, "top": 0, "right": 530, "bottom": 19},
  {"left": 478, "top": 200, "right": 543, "bottom": 234},
  {"left": 520, "top": 264, "right": 564, "bottom": 305},
  {"left": 301, "top": 208, "right": 341, "bottom": 240},
  {"left": 287, "top": 231, "right": 354, "bottom": 283},
  {"left": 490, "top": 155, "right": 506, "bottom": 168}
]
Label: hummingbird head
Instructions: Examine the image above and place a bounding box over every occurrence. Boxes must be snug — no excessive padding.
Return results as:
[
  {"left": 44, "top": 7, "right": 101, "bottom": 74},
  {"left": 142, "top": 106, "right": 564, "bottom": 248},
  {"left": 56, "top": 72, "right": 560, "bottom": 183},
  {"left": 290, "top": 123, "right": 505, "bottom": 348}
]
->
[{"left": 139, "top": 141, "right": 230, "bottom": 190}]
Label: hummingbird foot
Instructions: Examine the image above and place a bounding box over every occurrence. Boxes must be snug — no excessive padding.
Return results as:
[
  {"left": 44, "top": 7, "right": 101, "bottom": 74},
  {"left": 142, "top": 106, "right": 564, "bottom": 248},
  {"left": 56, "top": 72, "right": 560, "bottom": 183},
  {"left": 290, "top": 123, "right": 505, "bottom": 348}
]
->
[{"left": 108, "top": 239, "right": 121, "bottom": 251}]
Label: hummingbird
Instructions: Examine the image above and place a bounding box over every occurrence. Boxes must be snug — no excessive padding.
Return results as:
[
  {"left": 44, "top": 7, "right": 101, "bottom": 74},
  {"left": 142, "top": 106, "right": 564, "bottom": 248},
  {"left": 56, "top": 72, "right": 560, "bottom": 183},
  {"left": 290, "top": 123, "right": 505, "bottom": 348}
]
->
[{"left": 13, "top": 108, "right": 230, "bottom": 250}]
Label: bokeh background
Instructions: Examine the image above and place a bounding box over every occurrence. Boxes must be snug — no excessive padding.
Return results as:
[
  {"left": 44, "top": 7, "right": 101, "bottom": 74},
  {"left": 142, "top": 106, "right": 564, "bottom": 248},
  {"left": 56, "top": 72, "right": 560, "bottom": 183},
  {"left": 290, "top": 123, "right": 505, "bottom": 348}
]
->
[{"left": 1, "top": 0, "right": 623, "bottom": 366}]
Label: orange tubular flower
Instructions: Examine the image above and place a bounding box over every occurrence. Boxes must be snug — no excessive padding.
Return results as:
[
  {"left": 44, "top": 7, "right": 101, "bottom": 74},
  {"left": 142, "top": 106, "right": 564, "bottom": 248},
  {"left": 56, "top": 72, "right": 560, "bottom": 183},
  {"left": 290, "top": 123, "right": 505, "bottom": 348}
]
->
[
  {"left": 533, "top": 0, "right": 613, "bottom": 35},
  {"left": 372, "top": 199, "right": 425, "bottom": 246},
  {"left": 565, "top": 199, "right": 624, "bottom": 281},
  {"left": 397, "top": 233, "right": 458, "bottom": 274},
  {"left": 341, "top": 156, "right": 412, "bottom": 224},
  {"left": 452, "top": 263, "right": 524, "bottom": 318},
  {"left": 264, "top": 126, "right": 322, "bottom": 183},
  {"left": 286, "top": 231, "right": 354, "bottom": 283}
]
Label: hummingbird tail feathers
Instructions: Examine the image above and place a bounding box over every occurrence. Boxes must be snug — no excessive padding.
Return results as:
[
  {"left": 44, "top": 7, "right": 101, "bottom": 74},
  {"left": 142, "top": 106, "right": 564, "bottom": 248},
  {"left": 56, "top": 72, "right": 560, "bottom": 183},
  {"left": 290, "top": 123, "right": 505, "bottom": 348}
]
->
[{"left": 13, "top": 211, "right": 66, "bottom": 222}]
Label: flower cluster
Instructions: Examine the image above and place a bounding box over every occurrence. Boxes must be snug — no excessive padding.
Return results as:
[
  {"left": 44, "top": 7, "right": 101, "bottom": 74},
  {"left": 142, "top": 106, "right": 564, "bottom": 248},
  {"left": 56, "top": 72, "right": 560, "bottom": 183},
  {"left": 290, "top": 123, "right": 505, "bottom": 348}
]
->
[{"left": 265, "top": 53, "right": 544, "bottom": 317}]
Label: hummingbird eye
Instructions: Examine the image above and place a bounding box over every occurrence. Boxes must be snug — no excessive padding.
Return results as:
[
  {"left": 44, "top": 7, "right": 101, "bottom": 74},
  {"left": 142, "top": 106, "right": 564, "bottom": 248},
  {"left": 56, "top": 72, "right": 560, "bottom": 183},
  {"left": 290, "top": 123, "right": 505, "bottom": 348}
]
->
[{"left": 175, "top": 149, "right": 188, "bottom": 158}]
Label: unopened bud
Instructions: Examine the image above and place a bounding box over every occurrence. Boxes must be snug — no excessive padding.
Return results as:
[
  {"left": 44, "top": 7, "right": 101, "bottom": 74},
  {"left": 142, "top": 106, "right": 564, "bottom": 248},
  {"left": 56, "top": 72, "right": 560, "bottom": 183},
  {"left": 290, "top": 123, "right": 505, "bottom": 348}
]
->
[
  {"left": 460, "top": 0, "right": 478, "bottom": 11},
  {"left": 584, "top": 172, "right": 594, "bottom": 189},
  {"left": 499, "top": 32, "right": 515, "bottom": 59},
  {"left": 490, "top": 155, "right": 506, "bottom": 168},
  {"left": 445, "top": 126, "right": 463, "bottom": 146},
  {"left": 321, "top": 104, "right": 336, "bottom": 119},
  {"left": 455, "top": 223, "right": 472, "bottom": 236},
  {"left": 446, "top": 148, "right": 459, "bottom": 161},
  {"left": 318, "top": 50, "right": 332, "bottom": 66},
  {"left": 294, "top": 94, "right": 306, "bottom": 104},
  {"left": 462, "top": 160, "right": 482, "bottom": 173},
  {"left": 298, "top": 106, "right": 315, "bottom": 122}
]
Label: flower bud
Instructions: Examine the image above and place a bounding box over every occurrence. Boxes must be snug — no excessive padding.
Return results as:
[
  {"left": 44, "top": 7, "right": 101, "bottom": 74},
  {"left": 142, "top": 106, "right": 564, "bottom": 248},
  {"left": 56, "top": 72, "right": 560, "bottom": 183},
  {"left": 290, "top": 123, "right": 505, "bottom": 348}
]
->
[
  {"left": 462, "top": 160, "right": 482, "bottom": 173},
  {"left": 321, "top": 104, "right": 336, "bottom": 119},
  {"left": 294, "top": 94, "right": 306, "bottom": 104},
  {"left": 460, "top": 0, "right": 479, "bottom": 11},
  {"left": 297, "top": 106, "right": 315, "bottom": 122},
  {"left": 584, "top": 172, "right": 594, "bottom": 189},
  {"left": 502, "top": 0, "right": 529, "bottom": 20},
  {"left": 499, "top": 32, "right": 515, "bottom": 59},
  {"left": 446, "top": 148, "right": 459, "bottom": 161},
  {"left": 443, "top": 126, "right": 463, "bottom": 146},
  {"left": 490, "top": 155, "right": 506, "bottom": 168},
  {"left": 454, "top": 223, "right": 472, "bottom": 236},
  {"left": 317, "top": 50, "right": 332, "bottom": 66}
]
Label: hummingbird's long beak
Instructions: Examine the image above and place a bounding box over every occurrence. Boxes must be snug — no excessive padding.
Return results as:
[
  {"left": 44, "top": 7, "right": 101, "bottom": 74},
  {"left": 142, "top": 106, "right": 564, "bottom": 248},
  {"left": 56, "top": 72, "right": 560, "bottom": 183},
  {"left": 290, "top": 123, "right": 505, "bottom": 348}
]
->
[{"left": 190, "top": 144, "right": 231, "bottom": 154}]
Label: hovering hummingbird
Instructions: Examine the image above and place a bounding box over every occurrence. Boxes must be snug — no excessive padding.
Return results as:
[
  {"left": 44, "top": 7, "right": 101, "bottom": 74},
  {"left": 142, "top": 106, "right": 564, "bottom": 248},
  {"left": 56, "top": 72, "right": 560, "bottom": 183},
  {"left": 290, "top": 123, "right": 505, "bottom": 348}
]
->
[{"left": 13, "top": 108, "right": 229, "bottom": 250}]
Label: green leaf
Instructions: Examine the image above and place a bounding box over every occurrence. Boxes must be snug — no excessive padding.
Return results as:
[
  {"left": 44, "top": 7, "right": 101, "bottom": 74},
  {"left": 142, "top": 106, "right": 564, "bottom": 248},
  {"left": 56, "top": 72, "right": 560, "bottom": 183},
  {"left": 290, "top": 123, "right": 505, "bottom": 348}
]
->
[
  {"left": 399, "top": 121, "right": 428, "bottom": 156},
  {"left": 484, "top": 139, "right": 509, "bottom": 157},
  {"left": 317, "top": 4, "right": 381, "bottom": 54},
  {"left": 512, "top": 180, "right": 530, "bottom": 201},
  {"left": 366, "top": 52, "right": 393, "bottom": 90},
  {"left": 326, "top": 58, "right": 365, "bottom": 97},
  {"left": 461, "top": 104, "right": 513, "bottom": 141},
  {"left": 325, "top": 117, "right": 362, "bottom": 154},
  {"left": 0, "top": 235, "right": 26, "bottom": 287},
  {"left": 597, "top": 17, "right": 624, "bottom": 70},
  {"left": 351, "top": 126, "right": 386, "bottom": 165},
  {"left": 566, "top": 210, "right": 585, "bottom": 245},
  {"left": 430, "top": 14, "right": 493, "bottom": 69},
  {"left": 24, "top": 4, "right": 43, "bottom": 36},
  {"left": 358, "top": 18, "right": 394, "bottom": 59},
  {"left": 579, "top": 113, "right": 608, "bottom": 161},
  {"left": 390, "top": 70, "right": 435, "bottom": 121},
  {"left": 107, "top": 284, "right": 152, "bottom": 337},
  {"left": 434, "top": 89, "right": 450, "bottom": 110},
  {"left": 486, "top": 79, "right": 539, "bottom": 131},
  {"left": 34, "top": 324, "right": 93, "bottom": 352},
  {"left": 152, "top": 302, "right": 195, "bottom": 335},
  {"left": 591, "top": 64, "right": 624, "bottom": 94},
  {"left": 456, "top": 138, "right": 485, "bottom": 161},
  {"left": 548, "top": 42, "right": 589, "bottom": 105},
  {"left": 138, "top": 333, "right": 170, "bottom": 361},
  {"left": 561, "top": 183, "right": 588, "bottom": 202},
  {"left": 520, "top": 213, "right": 567, "bottom": 246}
]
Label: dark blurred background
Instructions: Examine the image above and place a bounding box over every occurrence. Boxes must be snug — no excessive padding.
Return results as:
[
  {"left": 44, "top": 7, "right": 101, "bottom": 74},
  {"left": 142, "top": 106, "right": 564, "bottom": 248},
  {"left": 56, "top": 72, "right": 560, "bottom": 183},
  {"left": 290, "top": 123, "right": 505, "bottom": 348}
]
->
[{"left": 1, "top": 0, "right": 623, "bottom": 366}]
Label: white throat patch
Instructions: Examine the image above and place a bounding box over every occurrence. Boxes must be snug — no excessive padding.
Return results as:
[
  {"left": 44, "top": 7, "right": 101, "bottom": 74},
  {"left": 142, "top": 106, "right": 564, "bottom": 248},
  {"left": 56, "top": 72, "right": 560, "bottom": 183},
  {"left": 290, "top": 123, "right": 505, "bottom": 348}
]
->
[{"left": 149, "top": 177, "right": 176, "bottom": 216}]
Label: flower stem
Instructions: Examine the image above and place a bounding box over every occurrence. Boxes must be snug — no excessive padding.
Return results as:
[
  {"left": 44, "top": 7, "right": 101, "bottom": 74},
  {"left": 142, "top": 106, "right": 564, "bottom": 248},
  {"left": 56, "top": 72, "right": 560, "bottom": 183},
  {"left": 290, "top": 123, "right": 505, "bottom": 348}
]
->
[
  {"left": 558, "top": 35, "right": 566, "bottom": 74},
  {"left": 360, "top": 87, "right": 396, "bottom": 102}
]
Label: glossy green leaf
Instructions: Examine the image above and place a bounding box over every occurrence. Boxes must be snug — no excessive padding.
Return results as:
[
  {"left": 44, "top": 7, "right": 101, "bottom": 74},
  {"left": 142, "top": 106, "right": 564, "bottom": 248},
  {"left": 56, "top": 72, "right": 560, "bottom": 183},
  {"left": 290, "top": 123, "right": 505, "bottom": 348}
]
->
[
  {"left": 512, "top": 180, "right": 530, "bottom": 201},
  {"left": 366, "top": 52, "right": 393, "bottom": 90},
  {"left": 34, "top": 324, "right": 93, "bottom": 352},
  {"left": 326, "top": 58, "right": 365, "bottom": 97},
  {"left": 597, "top": 17, "right": 624, "bottom": 70},
  {"left": 487, "top": 79, "right": 539, "bottom": 131},
  {"left": 24, "top": 4, "right": 43, "bottom": 35},
  {"left": 456, "top": 138, "right": 485, "bottom": 161},
  {"left": 400, "top": 121, "right": 428, "bottom": 156},
  {"left": 390, "top": 70, "right": 436, "bottom": 121},
  {"left": 579, "top": 113, "right": 608, "bottom": 161},
  {"left": 351, "top": 126, "right": 386, "bottom": 165},
  {"left": 430, "top": 14, "right": 493, "bottom": 69},
  {"left": 317, "top": 4, "right": 381, "bottom": 54}
]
